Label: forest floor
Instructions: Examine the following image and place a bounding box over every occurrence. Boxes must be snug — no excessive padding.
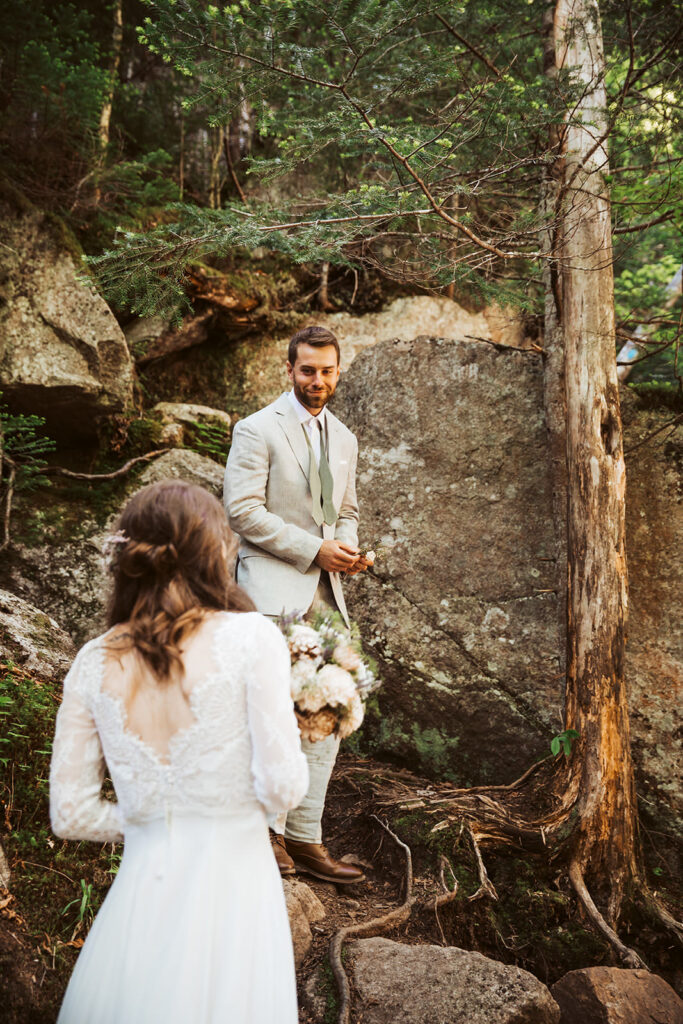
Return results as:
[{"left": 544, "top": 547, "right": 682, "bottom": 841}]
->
[
  {"left": 295, "top": 754, "right": 682, "bottom": 1020},
  {"left": 1, "top": 727, "right": 681, "bottom": 1024}
]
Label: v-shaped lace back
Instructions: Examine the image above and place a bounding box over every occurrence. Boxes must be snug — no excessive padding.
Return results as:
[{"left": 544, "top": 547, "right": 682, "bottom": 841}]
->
[
  {"left": 50, "top": 612, "right": 309, "bottom": 840},
  {"left": 98, "top": 617, "right": 234, "bottom": 765}
]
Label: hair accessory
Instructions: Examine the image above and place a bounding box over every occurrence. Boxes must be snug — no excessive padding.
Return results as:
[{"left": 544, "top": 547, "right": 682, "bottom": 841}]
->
[{"left": 103, "top": 530, "right": 129, "bottom": 559}]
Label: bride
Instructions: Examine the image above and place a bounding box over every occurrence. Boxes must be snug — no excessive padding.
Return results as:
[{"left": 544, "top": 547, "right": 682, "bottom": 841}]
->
[{"left": 49, "top": 480, "right": 309, "bottom": 1023}]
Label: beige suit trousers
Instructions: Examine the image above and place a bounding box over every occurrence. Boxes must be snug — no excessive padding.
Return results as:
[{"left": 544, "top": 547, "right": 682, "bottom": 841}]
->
[{"left": 268, "top": 574, "right": 341, "bottom": 843}]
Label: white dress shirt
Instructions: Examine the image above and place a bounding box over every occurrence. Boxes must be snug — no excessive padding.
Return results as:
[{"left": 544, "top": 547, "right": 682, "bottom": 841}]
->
[{"left": 288, "top": 389, "right": 327, "bottom": 466}]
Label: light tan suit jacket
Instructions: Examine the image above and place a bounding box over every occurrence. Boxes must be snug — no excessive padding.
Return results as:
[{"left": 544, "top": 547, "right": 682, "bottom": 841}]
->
[{"left": 224, "top": 392, "right": 359, "bottom": 623}]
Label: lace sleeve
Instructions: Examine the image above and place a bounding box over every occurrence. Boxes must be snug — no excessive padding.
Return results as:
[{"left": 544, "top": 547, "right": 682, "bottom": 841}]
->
[
  {"left": 49, "top": 646, "right": 124, "bottom": 843},
  {"left": 243, "top": 616, "right": 309, "bottom": 816}
]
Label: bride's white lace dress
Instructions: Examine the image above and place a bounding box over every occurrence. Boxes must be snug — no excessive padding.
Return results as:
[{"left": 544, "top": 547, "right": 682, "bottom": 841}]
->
[{"left": 50, "top": 611, "right": 309, "bottom": 1024}]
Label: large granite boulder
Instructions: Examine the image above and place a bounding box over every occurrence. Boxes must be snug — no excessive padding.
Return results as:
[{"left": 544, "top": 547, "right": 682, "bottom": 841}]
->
[
  {"left": 621, "top": 396, "right": 683, "bottom": 840},
  {"left": 0, "top": 589, "right": 75, "bottom": 677},
  {"left": 337, "top": 336, "right": 563, "bottom": 782},
  {"left": 282, "top": 879, "right": 325, "bottom": 968},
  {"left": 336, "top": 337, "right": 682, "bottom": 835},
  {"left": 343, "top": 938, "right": 560, "bottom": 1024},
  {"left": 0, "top": 189, "right": 134, "bottom": 437},
  {"left": 151, "top": 402, "right": 232, "bottom": 448},
  {"left": 143, "top": 296, "right": 529, "bottom": 418},
  {"left": 2, "top": 450, "right": 228, "bottom": 645},
  {"left": 136, "top": 449, "right": 224, "bottom": 495},
  {"left": 550, "top": 966, "right": 683, "bottom": 1024}
]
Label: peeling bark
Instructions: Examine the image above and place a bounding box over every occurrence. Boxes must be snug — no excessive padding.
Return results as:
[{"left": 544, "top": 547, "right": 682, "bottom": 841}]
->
[{"left": 554, "top": 0, "right": 639, "bottom": 923}]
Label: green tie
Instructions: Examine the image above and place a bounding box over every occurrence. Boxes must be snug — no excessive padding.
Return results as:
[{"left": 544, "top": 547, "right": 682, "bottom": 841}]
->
[{"left": 303, "top": 420, "right": 337, "bottom": 527}]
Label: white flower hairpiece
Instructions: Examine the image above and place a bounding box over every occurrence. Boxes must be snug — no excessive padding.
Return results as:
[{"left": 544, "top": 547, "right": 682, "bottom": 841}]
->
[{"left": 103, "top": 530, "right": 129, "bottom": 557}]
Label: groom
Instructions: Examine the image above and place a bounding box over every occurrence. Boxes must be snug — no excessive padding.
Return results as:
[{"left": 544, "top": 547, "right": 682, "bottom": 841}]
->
[{"left": 224, "top": 325, "right": 370, "bottom": 884}]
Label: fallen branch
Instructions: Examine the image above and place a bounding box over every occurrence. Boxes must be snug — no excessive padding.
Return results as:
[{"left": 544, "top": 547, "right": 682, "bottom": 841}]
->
[
  {"left": 569, "top": 859, "right": 646, "bottom": 969},
  {"left": 43, "top": 449, "right": 171, "bottom": 482}
]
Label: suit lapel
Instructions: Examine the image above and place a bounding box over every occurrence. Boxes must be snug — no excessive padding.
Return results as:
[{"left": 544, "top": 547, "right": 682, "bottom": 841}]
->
[{"left": 274, "top": 393, "right": 310, "bottom": 481}]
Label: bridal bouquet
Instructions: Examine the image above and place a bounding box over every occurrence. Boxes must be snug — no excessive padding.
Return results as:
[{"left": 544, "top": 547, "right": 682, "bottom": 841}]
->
[{"left": 278, "top": 611, "right": 380, "bottom": 743}]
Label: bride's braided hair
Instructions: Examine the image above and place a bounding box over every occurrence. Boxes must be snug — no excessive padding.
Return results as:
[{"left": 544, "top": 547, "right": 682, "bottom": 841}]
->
[{"left": 106, "top": 480, "right": 253, "bottom": 679}]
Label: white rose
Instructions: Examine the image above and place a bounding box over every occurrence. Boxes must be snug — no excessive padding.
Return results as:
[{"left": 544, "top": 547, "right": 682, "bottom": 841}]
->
[
  {"left": 288, "top": 624, "right": 323, "bottom": 658},
  {"left": 338, "top": 693, "right": 365, "bottom": 738},
  {"left": 316, "top": 664, "right": 356, "bottom": 707},
  {"left": 290, "top": 657, "right": 319, "bottom": 700}
]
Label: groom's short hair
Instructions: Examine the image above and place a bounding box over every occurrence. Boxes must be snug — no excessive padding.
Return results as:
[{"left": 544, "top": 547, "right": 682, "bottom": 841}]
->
[{"left": 288, "top": 325, "right": 340, "bottom": 366}]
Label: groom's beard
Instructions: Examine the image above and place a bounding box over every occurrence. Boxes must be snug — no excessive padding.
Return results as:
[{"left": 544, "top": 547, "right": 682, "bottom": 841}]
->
[{"left": 293, "top": 382, "right": 336, "bottom": 411}]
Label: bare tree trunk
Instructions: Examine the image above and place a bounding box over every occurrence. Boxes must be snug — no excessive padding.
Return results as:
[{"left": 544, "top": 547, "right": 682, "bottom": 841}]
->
[
  {"left": 179, "top": 109, "right": 185, "bottom": 201},
  {"left": 318, "top": 261, "right": 334, "bottom": 310},
  {"left": 208, "top": 127, "right": 224, "bottom": 209},
  {"left": 554, "top": 0, "right": 639, "bottom": 924},
  {"left": 95, "top": 0, "right": 123, "bottom": 204},
  {"left": 541, "top": 2, "right": 568, "bottom": 674}
]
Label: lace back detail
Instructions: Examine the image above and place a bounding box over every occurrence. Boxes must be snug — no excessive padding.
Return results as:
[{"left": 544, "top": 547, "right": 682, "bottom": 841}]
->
[{"left": 50, "top": 613, "right": 309, "bottom": 840}]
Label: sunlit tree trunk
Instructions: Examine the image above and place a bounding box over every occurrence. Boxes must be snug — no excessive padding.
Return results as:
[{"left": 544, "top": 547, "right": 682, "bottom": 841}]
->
[
  {"left": 95, "top": 0, "right": 123, "bottom": 204},
  {"left": 553, "top": 0, "right": 639, "bottom": 924}
]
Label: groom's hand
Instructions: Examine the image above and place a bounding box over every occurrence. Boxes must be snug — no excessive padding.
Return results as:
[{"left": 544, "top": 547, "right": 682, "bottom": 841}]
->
[
  {"left": 345, "top": 554, "right": 372, "bottom": 576},
  {"left": 315, "top": 540, "right": 360, "bottom": 573}
]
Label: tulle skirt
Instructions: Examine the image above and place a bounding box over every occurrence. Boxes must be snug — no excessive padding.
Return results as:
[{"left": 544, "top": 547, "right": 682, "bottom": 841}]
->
[{"left": 57, "top": 808, "right": 298, "bottom": 1024}]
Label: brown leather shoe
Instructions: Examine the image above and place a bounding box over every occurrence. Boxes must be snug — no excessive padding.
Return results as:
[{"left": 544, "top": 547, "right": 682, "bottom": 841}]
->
[
  {"left": 284, "top": 840, "right": 365, "bottom": 884},
  {"left": 269, "top": 829, "right": 296, "bottom": 877}
]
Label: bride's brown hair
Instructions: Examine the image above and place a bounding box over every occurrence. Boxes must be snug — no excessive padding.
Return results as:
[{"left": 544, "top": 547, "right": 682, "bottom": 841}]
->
[{"left": 106, "top": 480, "right": 253, "bottom": 679}]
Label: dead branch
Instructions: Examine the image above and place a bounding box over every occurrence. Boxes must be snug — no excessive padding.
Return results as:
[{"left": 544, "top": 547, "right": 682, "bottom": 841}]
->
[
  {"left": 464, "top": 334, "right": 544, "bottom": 354},
  {"left": 433, "top": 853, "right": 460, "bottom": 944},
  {"left": 433, "top": 12, "right": 502, "bottom": 77},
  {"left": 623, "top": 413, "right": 682, "bottom": 456},
  {"left": 371, "top": 814, "right": 414, "bottom": 900},
  {"left": 569, "top": 859, "right": 646, "bottom": 969},
  {"left": 612, "top": 211, "right": 675, "bottom": 235},
  {"left": 43, "top": 449, "right": 171, "bottom": 482}
]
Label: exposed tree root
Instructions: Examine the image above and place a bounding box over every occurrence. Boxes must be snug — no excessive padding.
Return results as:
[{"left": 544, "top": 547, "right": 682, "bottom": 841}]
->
[
  {"left": 433, "top": 855, "right": 459, "bottom": 945},
  {"left": 633, "top": 883, "right": 683, "bottom": 948},
  {"left": 329, "top": 814, "right": 504, "bottom": 1023},
  {"left": 568, "top": 859, "right": 646, "bottom": 969},
  {"left": 329, "top": 816, "right": 416, "bottom": 1024},
  {"left": 334, "top": 755, "right": 679, "bottom": 974},
  {"left": 467, "top": 826, "right": 499, "bottom": 903}
]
